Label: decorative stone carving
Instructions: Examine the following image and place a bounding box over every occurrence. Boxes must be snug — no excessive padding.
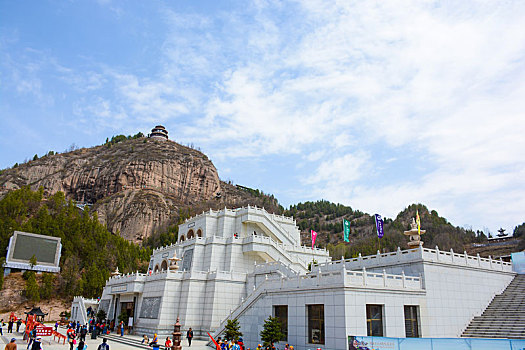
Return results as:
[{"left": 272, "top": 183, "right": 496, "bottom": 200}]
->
[{"left": 404, "top": 218, "right": 426, "bottom": 248}]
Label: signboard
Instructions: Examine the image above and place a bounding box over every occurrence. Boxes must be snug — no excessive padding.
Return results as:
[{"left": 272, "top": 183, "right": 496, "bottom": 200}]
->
[
  {"left": 36, "top": 326, "right": 53, "bottom": 336},
  {"left": 5, "top": 231, "right": 61, "bottom": 273},
  {"left": 348, "top": 335, "right": 525, "bottom": 350},
  {"left": 511, "top": 251, "right": 525, "bottom": 274},
  {"left": 111, "top": 284, "right": 127, "bottom": 293}
]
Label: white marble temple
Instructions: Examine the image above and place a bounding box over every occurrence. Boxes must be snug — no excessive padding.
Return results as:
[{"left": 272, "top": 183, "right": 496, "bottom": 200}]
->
[{"left": 72, "top": 207, "right": 516, "bottom": 350}]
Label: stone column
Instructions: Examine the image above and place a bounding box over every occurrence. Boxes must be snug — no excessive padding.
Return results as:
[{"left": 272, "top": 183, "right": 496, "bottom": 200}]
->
[{"left": 172, "top": 317, "right": 182, "bottom": 350}]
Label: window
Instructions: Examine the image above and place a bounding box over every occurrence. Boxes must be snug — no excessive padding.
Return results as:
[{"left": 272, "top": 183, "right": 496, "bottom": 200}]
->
[
  {"left": 307, "top": 304, "right": 324, "bottom": 344},
  {"left": 273, "top": 305, "right": 288, "bottom": 341},
  {"left": 404, "top": 305, "right": 420, "bottom": 338},
  {"left": 366, "top": 304, "right": 384, "bottom": 336}
]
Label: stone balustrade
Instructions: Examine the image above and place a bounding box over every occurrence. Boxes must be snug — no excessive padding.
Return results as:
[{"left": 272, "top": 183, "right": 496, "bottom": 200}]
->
[{"left": 313, "top": 246, "right": 513, "bottom": 273}]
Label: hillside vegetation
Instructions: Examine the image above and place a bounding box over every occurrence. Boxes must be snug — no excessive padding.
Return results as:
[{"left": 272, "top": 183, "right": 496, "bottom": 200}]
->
[
  {"left": 285, "top": 201, "right": 492, "bottom": 259},
  {"left": 0, "top": 186, "right": 150, "bottom": 299}
]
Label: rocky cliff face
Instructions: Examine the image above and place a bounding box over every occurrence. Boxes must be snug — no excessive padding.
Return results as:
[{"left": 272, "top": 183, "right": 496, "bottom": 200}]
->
[{"left": 0, "top": 138, "right": 224, "bottom": 241}]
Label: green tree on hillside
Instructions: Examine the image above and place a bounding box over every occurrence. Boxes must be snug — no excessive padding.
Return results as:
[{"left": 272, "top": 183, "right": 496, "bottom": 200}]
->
[
  {"left": 0, "top": 186, "right": 151, "bottom": 299},
  {"left": 25, "top": 271, "right": 40, "bottom": 302},
  {"left": 40, "top": 273, "right": 55, "bottom": 299}
]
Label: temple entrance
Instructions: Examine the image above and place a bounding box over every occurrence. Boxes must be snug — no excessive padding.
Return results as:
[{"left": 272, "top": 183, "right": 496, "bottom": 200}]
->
[{"left": 119, "top": 301, "right": 135, "bottom": 332}]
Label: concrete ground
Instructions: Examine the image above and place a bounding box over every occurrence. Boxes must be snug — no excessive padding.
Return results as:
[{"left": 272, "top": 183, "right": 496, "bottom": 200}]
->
[{"left": 0, "top": 327, "right": 211, "bottom": 350}]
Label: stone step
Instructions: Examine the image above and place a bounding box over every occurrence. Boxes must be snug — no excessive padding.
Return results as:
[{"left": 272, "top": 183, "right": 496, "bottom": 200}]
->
[
  {"left": 103, "top": 334, "right": 171, "bottom": 350},
  {"left": 461, "top": 274, "right": 525, "bottom": 339}
]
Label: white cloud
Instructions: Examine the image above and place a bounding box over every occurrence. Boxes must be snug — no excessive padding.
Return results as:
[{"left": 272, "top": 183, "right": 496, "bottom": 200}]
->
[{"left": 3, "top": 0, "right": 524, "bottom": 231}]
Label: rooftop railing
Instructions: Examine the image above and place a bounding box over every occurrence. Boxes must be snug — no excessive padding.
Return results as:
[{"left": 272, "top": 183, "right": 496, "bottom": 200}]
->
[{"left": 314, "top": 245, "right": 513, "bottom": 273}]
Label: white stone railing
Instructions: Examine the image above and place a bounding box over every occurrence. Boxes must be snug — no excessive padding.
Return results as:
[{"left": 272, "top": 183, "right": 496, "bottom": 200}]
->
[
  {"left": 314, "top": 246, "right": 513, "bottom": 273},
  {"left": 421, "top": 247, "right": 512, "bottom": 271}
]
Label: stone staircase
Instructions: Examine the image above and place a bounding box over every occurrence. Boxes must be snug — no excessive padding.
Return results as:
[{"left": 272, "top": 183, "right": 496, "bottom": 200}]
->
[
  {"left": 462, "top": 274, "right": 525, "bottom": 339},
  {"left": 103, "top": 333, "right": 170, "bottom": 350}
]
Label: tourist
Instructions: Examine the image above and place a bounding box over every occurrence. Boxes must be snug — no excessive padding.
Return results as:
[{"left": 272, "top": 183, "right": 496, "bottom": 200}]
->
[
  {"left": 164, "top": 337, "right": 171, "bottom": 348},
  {"left": 97, "top": 338, "right": 109, "bottom": 350},
  {"left": 54, "top": 322, "right": 58, "bottom": 332},
  {"left": 30, "top": 336, "right": 43, "bottom": 350},
  {"left": 16, "top": 319, "right": 22, "bottom": 332},
  {"left": 8, "top": 320, "right": 13, "bottom": 333},
  {"left": 0, "top": 319, "right": 4, "bottom": 335},
  {"left": 67, "top": 327, "right": 76, "bottom": 350},
  {"left": 186, "top": 327, "right": 193, "bottom": 346},
  {"left": 149, "top": 333, "right": 158, "bottom": 346},
  {"left": 119, "top": 322, "right": 124, "bottom": 337},
  {"left": 237, "top": 338, "right": 244, "bottom": 350},
  {"left": 141, "top": 335, "right": 149, "bottom": 344},
  {"left": 232, "top": 341, "right": 240, "bottom": 350},
  {"left": 80, "top": 326, "right": 87, "bottom": 341},
  {"left": 76, "top": 340, "right": 87, "bottom": 350},
  {"left": 5, "top": 338, "right": 16, "bottom": 350},
  {"left": 27, "top": 328, "right": 37, "bottom": 350}
]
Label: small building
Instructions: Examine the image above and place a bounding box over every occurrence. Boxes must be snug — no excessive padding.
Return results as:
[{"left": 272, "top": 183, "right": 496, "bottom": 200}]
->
[
  {"left": 25, "top": 307, "right": 49, "bottom": 323},
  {"left": 148, "top": 125, "right": 168, "bottom": 141}
]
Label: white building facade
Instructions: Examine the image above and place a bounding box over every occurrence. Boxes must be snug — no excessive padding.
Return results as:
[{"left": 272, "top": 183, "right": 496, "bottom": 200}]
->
[
  {"left": 73, "top": 206, "right": 330, "bottom": 336},
  {"left": 72, "top": 207, "right": 516, "bottom": 350}
]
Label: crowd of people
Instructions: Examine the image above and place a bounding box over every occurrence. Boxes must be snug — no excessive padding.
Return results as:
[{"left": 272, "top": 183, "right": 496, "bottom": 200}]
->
[
  {"left": 213, "top": 337, "right": 294, "bottom": 350},
  {"left": 2, "top": 316, "right": 297, "bottom": 350},
  {"left": 0, "top": 319, "right": 23, "bottom": 335}
]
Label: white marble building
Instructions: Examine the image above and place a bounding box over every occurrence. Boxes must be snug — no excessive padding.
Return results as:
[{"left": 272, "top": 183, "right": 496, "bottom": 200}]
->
[
  {"left": 73, "top": 206, "right": 330, "bottom": 335},
  {"left": 72, "top": 207, "right": 516, "bottom": 350}
]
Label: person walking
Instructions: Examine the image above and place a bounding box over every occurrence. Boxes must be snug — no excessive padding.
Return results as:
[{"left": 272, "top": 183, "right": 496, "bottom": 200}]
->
[
  {"left": 76, "top": 340, "right": 87, "bottom": 350},
  {"left": 80, "top": 326, "right": 87, "bottom": 341},
  {"left": 16, "top": 319, "right": 22, "bottom": 333},
  {"left": 97, "top": 339, "right": 109, "bottom": 350},
  {"left": 67, "top": 327, "right": 76, "bottom": 350},
  {"left": 0, "top": 319, "right": 4, "bottom": 336},
  {"left": 186, "top": 328, "right": 193, "bottom": 347},
  {"left": 4, "top": 338, "right": 17, "bottom": 350},
  {"left": 27, "top": 328, "right": 37, "bottom": 350},
  {"left": 31, "top": 336, "right": 43, "bottom": 350},
  {"left": 8, "top": 320, "right": 13, "bottom": 333}
]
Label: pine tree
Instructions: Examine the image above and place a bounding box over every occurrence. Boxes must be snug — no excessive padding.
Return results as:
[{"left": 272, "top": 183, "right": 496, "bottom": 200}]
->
[
  {"left": 260, "top": 316, "right": 284, "bottom": 347},
  {"left": 29, "top": 255, "right": 37, "bottom": 269},
  {"left": 0, "top": 257, "right": 4, "bottom": 290},
  {"left": 25, "top": 271, "right": 40, "bottom": 302},
  {"left": 224, "top": 318, "right": 242, "bottom": 341},
  {"left": 40, "top": 272, "right": 55, "bottom": 299}
]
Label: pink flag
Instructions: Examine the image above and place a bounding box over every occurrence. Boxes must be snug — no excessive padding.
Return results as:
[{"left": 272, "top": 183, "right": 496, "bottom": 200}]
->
[{"left": 311, "top": 229, "right": 318, "bottom": 249}]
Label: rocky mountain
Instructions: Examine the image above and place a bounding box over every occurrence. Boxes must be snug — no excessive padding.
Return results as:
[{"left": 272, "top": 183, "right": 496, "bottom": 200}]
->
[{"left": 0, "top": 137, "right": 281, "bottom": 242}]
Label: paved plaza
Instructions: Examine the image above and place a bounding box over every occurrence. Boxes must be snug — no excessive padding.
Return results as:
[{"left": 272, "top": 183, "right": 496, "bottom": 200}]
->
[{"left": 0, "top": 326, "right": 211, "bottom": 350}]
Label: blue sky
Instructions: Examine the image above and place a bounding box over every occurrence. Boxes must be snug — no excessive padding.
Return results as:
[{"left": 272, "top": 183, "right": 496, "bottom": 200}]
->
[{"left": 1, "top": 0, "right": 525, "bottom": 234}]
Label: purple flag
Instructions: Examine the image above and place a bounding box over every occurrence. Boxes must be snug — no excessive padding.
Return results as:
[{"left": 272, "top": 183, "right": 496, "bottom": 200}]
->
[{"left": 375, "top": 214, "right": 384, "bottom": 238}]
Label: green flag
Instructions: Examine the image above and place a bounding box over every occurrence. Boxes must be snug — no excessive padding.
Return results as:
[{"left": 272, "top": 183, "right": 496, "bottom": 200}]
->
[{"left": 343, "top": 218, "right": 351, "bottom": 242}]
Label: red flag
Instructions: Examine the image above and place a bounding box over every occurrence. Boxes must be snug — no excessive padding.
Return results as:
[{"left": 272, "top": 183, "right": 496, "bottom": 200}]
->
[
  {"left": 311, "top": 229, "right": 318, "bottom": 249},
  {"left": 207, "top": 332, "right": 220, "bottom": 350}
]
